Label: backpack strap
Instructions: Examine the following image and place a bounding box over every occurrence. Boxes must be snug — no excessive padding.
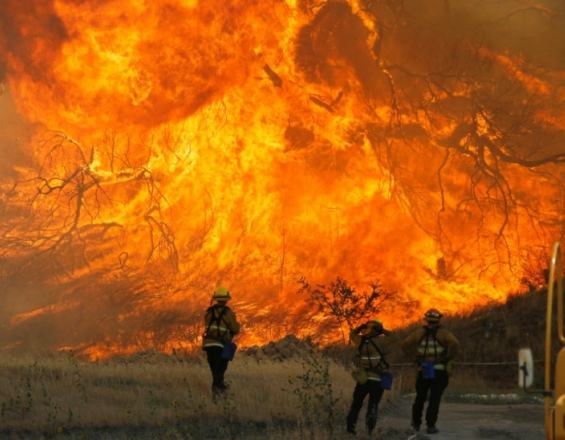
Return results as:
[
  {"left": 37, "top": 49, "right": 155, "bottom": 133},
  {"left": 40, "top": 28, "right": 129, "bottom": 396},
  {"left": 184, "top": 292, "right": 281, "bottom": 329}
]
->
[
  {"left": 418, "top": 326, "right": 446, "bottom": 360},
  {"left": 358, "top": 336, "right": 371, "bottom": 369},
  {"left": 358, "top": 336, "right": 388, "bottom": 371},
  {"left": 368, "top": 339, "right": 390, "bottom": 370},
  {"left": 204, "top": 305, "right": 228, "bottom": 337}
]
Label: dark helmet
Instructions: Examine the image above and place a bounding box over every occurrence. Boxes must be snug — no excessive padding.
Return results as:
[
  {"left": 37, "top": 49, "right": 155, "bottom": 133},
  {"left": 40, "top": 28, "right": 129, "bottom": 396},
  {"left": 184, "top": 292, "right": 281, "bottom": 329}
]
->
[
  {"left": 367, "top": 319, "right": 383, "bottom": 332},
  {"left": 424, "top": 308, "right": 443, "bottom": 323},
  {"left": 365, "top": 319, "right": 390, "bottom": 335}
]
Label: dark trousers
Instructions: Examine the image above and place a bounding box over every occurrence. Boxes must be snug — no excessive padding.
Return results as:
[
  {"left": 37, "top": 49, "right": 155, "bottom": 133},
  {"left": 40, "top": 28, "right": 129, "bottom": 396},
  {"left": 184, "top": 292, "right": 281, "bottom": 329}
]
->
[
  {"left": 412, "top": 370, "right": 449, "bottom": 428},
  {"left": 347, "top": 381, "right": 384, "bottom": 433},
  {"left": 205, "top": 347, "right": 229, "bottom": 392}
]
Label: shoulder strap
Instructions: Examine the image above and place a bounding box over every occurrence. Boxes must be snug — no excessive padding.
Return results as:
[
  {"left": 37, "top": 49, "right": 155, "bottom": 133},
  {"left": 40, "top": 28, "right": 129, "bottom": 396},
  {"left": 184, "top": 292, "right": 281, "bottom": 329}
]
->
[
  {"left": 204, "top": 306, "right": 228, "bottom": 336},
  {"left": 358, "top": 336, "right": 389, "bottom": 370},
  {"left": 358, "top": 336, "right": 373, "bottom": 370},
  {"left": 216, "top": 307, "right": 229, "bottom": 337},
  {"left": 368, "top": 338, "right": 389, "bottom": 369},
  {"left": 417, "top": 327, "right": 430, "bottom": 357},
  {"left": 429, "top": 327, "right": 446, "bottom": 348},
  {"left": 357, "top": 336, "right": 365, "bottom": 353},
  {"left": 419, "top": 326, "right": 446, "bottom": 359},
  {"left": 417, "top": 326, "right": 430, "bottom": 344}
]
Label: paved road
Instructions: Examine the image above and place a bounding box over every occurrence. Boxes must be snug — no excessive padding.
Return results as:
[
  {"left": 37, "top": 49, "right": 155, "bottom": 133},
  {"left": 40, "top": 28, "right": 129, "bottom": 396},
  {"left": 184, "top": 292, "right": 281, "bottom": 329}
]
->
[{"left": 372, "top": 400, "right": 545, "bottom": 439}]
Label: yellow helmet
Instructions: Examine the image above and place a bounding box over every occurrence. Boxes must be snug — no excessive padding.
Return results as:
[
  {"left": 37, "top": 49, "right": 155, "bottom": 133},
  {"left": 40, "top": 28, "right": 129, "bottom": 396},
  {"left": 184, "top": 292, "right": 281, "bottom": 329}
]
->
[{"left": 213, "top": 287, "right": 231, "bottom": 302}]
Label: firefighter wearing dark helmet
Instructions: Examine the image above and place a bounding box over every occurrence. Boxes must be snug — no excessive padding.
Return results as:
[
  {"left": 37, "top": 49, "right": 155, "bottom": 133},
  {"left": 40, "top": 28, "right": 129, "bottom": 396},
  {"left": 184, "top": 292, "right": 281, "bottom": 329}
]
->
[
  {"left": 346, "top": 319, "right": 391, "bottom": 436},
  {"left": 202, "top": 287, "right": 241, "bottom": 396},
  {"left": 401, "top": 309, "right": 459, "bottom": 435}
]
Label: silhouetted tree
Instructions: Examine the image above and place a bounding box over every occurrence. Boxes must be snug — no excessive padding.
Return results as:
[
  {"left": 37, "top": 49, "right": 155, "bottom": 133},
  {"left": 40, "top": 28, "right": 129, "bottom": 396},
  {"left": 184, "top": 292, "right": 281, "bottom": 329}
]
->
[{"left": 298, "top": 276, "right": 396, "bottom": 344}]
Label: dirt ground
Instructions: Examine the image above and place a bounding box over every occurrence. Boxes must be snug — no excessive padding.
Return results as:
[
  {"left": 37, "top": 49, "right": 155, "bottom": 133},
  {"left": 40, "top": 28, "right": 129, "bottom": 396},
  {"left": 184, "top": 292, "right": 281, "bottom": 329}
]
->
[
  {"left": 371, "top": 398, "right": 545, "bottom": 440},
  {"left": 0, "top": 401, "right": 546, "bottom": 439}
]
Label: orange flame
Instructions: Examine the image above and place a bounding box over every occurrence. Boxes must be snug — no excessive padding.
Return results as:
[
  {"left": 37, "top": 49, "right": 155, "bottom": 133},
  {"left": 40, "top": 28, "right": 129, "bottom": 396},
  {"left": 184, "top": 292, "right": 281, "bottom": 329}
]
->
[{"left": 0, "top": 0, "right": 564, "bottom": 357}]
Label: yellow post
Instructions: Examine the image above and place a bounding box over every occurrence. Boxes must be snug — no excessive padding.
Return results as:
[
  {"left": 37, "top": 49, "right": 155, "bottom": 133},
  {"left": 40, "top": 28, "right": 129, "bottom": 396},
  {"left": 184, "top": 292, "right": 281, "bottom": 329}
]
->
[
  {"left": 558, "top": 245, "right": 565, "bottom": 346},
  {"left": 556, "top": 395, "right": 565, "bottom": 440},
  {"left": 546, "top": 242, "right": 564, "bottom": 440}
]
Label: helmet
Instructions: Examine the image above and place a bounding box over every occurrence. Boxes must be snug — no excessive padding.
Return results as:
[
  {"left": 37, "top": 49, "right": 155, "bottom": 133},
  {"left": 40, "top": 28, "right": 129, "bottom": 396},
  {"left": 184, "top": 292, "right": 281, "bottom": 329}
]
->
[
  {"left": 365, "top": 319, "right": 389, "bottom": 335},
  {"left": 366, "top": 319, "right": 384, "bottom": 333},
  {"left": 424, "top": 308, "right": 443, "bottom": 323},
  {"left": 213, "top": 287, "right": 231, "bottom": 302}
]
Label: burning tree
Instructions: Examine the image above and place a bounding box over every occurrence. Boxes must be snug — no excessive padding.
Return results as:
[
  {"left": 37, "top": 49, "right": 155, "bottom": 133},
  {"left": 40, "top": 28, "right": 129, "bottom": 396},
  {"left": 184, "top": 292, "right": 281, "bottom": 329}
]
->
[
  {"left": 0, "top": 0, "right": 563, "bottom": 355},
  {"left": 298, "top": 277, "right": 396, "bottom": 344}
]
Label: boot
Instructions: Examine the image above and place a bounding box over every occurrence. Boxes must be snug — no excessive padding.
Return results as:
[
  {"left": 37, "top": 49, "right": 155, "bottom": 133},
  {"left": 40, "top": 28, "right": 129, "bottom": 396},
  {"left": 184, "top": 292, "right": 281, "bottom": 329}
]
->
[{"left": 212, "top": 384, "right": 227, "bottom": 400}]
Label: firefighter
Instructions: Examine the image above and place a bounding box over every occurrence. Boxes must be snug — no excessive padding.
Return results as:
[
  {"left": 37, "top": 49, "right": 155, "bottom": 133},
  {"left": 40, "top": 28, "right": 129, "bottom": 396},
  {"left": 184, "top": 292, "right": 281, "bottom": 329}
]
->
[
  {"left": 202, "top": 287, "right": 241, "bottom": 396},
  {"left": 346, "top": 319, "right": 392, "bottom": 436},
  {"left": 401, "top": 308, "right": 460, "bottom": 435}
]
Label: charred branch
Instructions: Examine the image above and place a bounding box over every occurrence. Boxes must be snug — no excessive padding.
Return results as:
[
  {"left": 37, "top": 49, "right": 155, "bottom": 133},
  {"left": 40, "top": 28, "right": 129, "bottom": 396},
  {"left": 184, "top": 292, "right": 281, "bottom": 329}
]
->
[
  {"left": 0, "top": 131, "right": 179, "bottom": 275},
  {"left": 263, "top": 64, "right": 283, "bottom": 88}
]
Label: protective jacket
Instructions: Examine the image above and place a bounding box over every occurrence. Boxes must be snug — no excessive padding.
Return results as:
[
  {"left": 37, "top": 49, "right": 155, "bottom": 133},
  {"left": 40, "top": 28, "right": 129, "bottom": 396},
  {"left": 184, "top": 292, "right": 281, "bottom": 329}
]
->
[
  {"left": 350, "top": 329, "right": 389, "bottom": 382},
  {"left": 401, "top": 326, "right": 459, "bottom": 372},
  {"left": 202, "top": 304, "right": 240, "bottom": 349}
]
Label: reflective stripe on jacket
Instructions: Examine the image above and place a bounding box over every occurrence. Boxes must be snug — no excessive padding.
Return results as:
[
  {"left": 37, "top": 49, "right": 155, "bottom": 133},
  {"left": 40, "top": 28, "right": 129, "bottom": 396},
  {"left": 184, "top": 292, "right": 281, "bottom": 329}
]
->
[
  {"left": 401, "top": 326, "right": 460, "bottom": 373},
  {"left": 417, "top": 333, "right": 446, "bottom": 370}
]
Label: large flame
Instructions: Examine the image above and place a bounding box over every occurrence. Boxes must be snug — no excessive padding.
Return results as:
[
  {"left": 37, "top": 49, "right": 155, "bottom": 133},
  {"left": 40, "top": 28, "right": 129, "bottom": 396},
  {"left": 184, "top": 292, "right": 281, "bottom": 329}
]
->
[{"left": 0, "top": 0, "right": 564, "bottom": 357}]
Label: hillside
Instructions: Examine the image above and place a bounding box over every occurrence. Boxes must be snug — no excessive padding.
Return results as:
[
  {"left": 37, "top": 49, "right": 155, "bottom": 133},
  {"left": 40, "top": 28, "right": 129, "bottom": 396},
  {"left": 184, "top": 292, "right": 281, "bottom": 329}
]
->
[{"left": 246, "top": 289, "right": 552, "bottom": 390}]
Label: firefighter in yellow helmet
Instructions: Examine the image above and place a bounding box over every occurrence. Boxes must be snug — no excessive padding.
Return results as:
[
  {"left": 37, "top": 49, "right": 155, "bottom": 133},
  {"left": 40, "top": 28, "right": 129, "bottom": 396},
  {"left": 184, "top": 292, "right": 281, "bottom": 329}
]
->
[
  {"left": 347, "top": 319, "right": 392, "bottom": 436},
  {"left": 401, "top": 309, "right": 460, "bottom": 435},
  {"left": 202, "top": 287, "right": 241, "bottom": 396}
]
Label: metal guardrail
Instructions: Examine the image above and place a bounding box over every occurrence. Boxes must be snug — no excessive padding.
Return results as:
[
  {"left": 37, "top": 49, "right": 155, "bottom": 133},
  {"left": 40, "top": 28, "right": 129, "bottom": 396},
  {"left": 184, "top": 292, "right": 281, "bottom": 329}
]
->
[{"left": 389, "top": 360, "right": 543, "bottom": 367}]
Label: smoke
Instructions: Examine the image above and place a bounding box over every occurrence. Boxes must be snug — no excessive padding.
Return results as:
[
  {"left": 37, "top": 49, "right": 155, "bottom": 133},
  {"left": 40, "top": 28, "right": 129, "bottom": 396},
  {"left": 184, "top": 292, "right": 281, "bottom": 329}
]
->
[
  {"left": 454, "top": 0, "right": 565, "bottom": 69},
  {"left": 0, "top": 91, "right": 32, "bottom": 179},
  {"left": 296, "top": 2, "right": 391, "bottom": 101},
  {"left": 0, "top": 0, "right": 68, "bottom": 81}
]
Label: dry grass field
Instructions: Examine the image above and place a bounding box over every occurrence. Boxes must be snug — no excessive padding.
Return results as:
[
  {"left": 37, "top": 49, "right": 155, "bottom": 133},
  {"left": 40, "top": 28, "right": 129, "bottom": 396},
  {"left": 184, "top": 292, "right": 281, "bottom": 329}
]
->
[
  {"left": 0, "top": 346, "right": 546, "bottom": 439},
  {"left": 0, "top": 349, "right": 380, "bottom": 439}
]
